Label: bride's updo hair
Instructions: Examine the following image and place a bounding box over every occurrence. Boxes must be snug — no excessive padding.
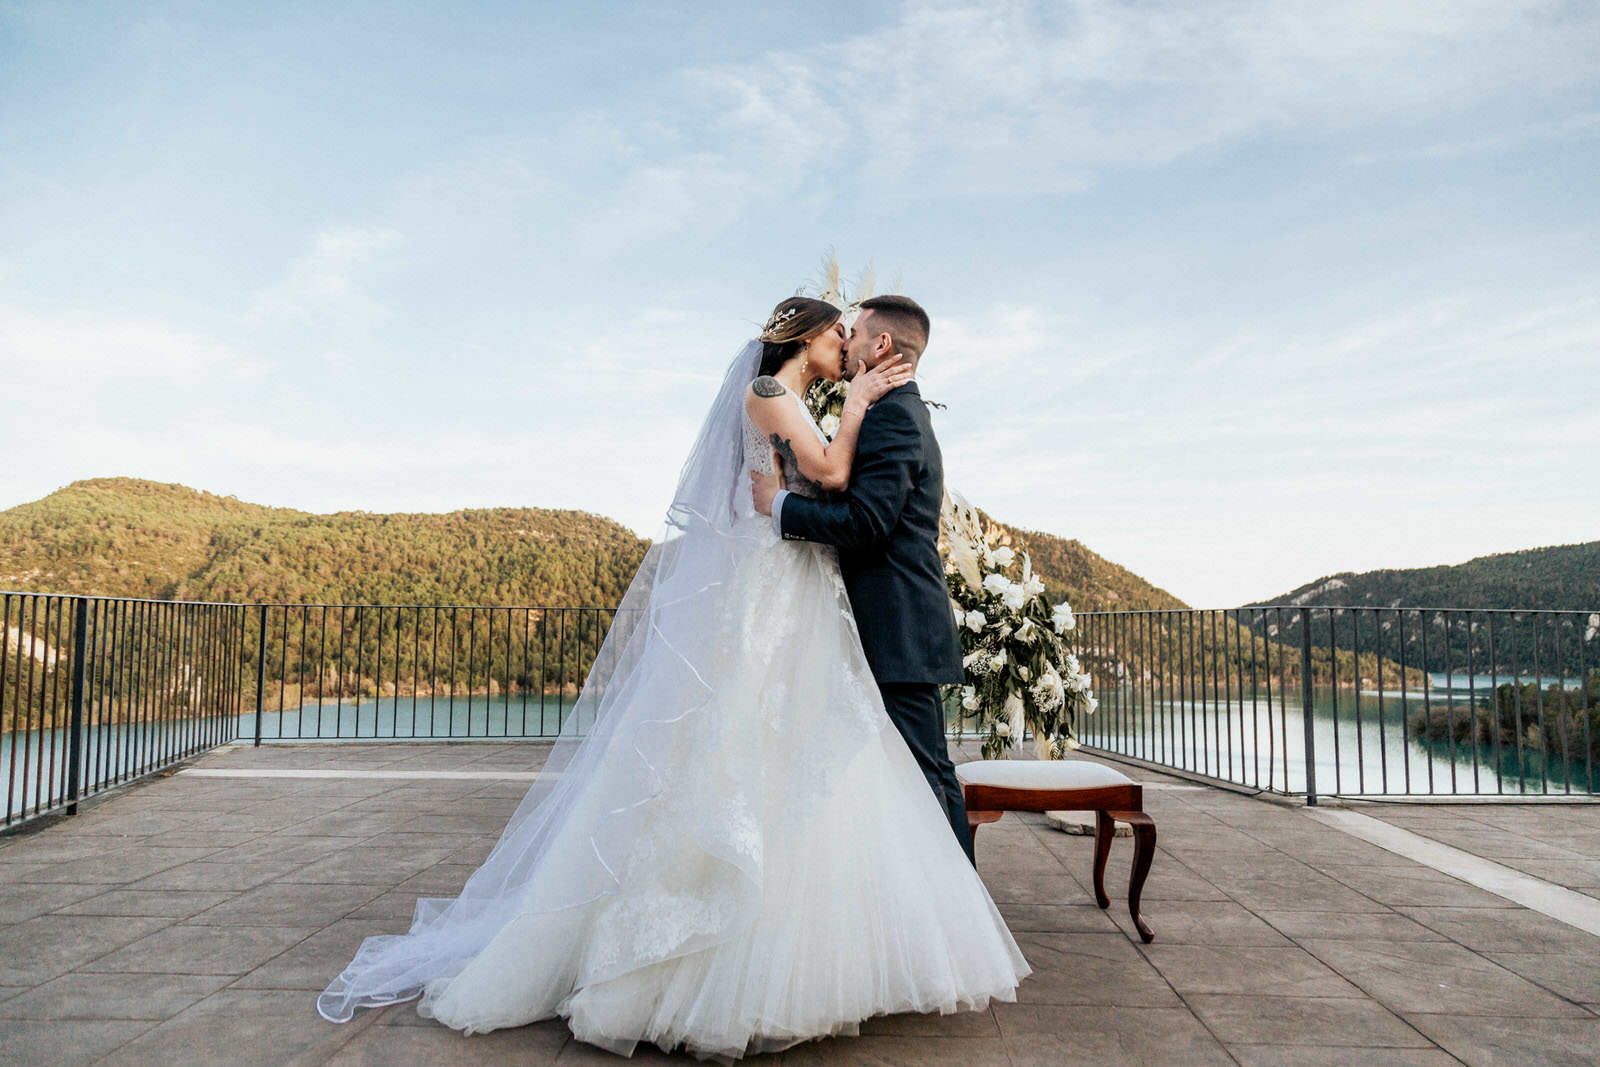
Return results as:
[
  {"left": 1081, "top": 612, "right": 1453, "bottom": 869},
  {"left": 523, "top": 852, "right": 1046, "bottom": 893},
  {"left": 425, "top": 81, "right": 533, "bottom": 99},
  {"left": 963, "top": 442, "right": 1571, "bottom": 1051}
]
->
[{"left": 757, "top": 297, "right": 841, "bottom": 378}]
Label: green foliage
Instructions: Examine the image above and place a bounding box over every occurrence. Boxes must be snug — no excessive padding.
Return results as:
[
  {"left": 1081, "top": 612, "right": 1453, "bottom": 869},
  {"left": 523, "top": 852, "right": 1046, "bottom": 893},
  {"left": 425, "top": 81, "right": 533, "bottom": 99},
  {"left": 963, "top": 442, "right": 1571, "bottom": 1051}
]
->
[
  {"left": 1260, "top": 542, "right": 1600, "bottom": 614},
  {"left": 1410, "top": 671, "right": 1600, "bottom": 769},
  {"left": 977, "top": 511, "right": 1188, "bottom": 612},
  {"left": 0, "top": 478, "right": 649, "bottom": 608}
]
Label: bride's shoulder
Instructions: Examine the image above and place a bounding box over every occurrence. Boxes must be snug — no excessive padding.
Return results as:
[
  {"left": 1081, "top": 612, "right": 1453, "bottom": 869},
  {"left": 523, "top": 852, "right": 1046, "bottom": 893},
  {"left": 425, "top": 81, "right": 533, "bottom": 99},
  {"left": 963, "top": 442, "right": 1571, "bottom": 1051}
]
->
[{"left": 748, "top": 375, "right": 787, "bottom": 400}]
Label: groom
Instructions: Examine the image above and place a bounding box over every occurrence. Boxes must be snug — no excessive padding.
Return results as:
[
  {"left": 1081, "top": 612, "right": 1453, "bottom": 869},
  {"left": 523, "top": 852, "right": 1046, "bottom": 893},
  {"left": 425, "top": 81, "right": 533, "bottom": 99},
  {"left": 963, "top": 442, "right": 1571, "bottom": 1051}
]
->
[{"left": 752, "top": 295, "right": 974, "bottom": 865}]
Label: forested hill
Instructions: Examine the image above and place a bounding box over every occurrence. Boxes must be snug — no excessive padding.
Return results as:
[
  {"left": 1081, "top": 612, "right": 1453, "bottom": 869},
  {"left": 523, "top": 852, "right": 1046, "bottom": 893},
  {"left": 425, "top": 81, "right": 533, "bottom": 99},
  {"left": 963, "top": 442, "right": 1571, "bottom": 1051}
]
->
[
  {"left": 979, "top": 513, "right": 1188, "bottom": 611},
  {"left": 1251, "top": 541, "right": 1600, "bottom": 612},
  {"left": 0, "top": 478, "right": 650, "bottom": 606},
  {"left": 0, "top": 478, "right": 1183, "bottom": 613}
]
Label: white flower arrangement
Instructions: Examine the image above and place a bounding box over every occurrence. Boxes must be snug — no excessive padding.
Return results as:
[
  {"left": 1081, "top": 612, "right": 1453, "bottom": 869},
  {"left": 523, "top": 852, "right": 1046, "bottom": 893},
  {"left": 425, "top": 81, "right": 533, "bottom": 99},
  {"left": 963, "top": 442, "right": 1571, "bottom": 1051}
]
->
[{"left": 941, "top": 489, "right": 1095, "bottom": 759}]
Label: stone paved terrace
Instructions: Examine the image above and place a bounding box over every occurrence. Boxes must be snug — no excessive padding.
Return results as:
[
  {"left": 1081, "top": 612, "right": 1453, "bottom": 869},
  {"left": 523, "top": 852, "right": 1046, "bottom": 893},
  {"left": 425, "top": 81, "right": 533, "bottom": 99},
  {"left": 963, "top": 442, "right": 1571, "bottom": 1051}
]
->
[{"left": 3, "top": 741, "right": 1599, "bottom": 1066}]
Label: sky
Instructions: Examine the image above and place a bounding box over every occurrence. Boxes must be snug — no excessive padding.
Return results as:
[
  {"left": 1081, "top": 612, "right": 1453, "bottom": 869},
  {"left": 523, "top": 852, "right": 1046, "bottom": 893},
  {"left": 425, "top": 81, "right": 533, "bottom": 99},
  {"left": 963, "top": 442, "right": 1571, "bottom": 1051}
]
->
[{"left": 1, "top": 0, "right": 1596, "bottom": 608}]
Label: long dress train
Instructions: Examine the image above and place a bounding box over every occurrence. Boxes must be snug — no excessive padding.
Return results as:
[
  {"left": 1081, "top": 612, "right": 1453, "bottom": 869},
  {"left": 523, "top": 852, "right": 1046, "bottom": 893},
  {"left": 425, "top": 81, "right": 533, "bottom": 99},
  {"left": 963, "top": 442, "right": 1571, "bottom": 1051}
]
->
[{"left": 317, "top": 342, "right": 1029, "bottom": 1059}]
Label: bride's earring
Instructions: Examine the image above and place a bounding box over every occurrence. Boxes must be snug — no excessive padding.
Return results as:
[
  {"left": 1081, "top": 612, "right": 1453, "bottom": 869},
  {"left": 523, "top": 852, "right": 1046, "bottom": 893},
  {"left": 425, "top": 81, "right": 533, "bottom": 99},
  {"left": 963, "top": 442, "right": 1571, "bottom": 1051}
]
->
[{"left": 801, "top": 343, "right": 810, "bottom": 377}]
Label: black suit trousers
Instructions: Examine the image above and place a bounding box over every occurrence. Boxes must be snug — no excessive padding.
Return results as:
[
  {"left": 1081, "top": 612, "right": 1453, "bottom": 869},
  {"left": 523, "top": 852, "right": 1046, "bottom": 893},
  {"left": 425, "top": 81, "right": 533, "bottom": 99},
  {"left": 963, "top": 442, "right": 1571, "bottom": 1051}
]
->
[{"left": 879, "top": 682, "right": 974, "bottom": 866}]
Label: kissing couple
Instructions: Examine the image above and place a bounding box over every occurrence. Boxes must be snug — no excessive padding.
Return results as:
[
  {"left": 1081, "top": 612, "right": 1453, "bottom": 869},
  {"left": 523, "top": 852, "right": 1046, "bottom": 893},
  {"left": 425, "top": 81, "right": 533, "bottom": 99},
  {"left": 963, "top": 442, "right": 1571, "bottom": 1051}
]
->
[{"left": 319, "top": 293, "right": 1029, "bottom": 1058}]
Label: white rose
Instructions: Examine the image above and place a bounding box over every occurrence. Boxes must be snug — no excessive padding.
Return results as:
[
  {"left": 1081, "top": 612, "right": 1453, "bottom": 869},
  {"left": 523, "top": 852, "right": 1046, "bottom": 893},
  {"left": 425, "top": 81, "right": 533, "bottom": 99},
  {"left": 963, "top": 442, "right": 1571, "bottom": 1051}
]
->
[
  {"left": 951, "top": 600, "right": 966, "bottom": 626},
  {"left": 994, "top": 720, "right": 1011, "bottom": 737},
  {"left": 985, "top": 545, "right": 1015, "bottom": 569},
  {"left": 1052, "top": 602, "right": 1076, "bottom": 634},
  {"left": 1018, "top": 665, "right": 1031, "bottom": 682},
  {"left": 820, "top": 413, "right": 841, "bottom": 439},
  {"left": 991, "top": 648, "right": 1007, "bottom": 669},
  {"left": 960, "top": 685, "right": 981, "bottom": 712},
  {"left": 982, "top": 573, "right": 1012, "bottom": 598},
  {"left": 965, "top": 610, "right": 987, "bottom": 632},
  {"left": 1001, "top": 584, "right": 1026, "bottom": 612},
  {"left": 1015, "top": 619, "right": 1036, "bottom": 644}
]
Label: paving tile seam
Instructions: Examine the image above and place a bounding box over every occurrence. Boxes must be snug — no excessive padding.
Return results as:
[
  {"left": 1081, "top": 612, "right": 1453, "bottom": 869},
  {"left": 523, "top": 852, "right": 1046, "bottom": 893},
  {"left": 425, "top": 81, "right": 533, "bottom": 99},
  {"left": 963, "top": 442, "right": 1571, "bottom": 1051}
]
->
[{"left": 1307, "top": 809, "right": 1600, "bottom": 940}]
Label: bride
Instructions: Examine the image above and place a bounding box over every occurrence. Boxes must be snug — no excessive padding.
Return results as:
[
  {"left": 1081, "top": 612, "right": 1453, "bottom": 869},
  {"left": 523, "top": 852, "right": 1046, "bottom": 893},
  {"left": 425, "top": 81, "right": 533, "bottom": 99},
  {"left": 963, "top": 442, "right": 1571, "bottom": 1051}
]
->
[{"left": 317, "top": 296, "right": 1030, "bottom": 1059}]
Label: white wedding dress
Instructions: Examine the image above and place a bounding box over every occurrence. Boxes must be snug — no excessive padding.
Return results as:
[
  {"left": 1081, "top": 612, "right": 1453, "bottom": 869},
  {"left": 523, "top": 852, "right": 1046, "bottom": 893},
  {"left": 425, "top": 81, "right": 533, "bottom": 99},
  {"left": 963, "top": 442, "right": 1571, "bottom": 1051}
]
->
[{"left": 317, "top": 343, "right": 1029, "bottom": 1060}]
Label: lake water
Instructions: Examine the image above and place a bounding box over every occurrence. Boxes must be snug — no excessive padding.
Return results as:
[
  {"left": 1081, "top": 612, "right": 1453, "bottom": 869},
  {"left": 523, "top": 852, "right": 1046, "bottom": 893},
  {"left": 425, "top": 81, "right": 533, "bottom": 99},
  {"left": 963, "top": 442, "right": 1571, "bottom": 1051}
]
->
[
  {"left": 7, "top": 674, "right": 1593, "bottom": 818},
  {"left": 1077, "top": 674, "right": 1595, "bottom": 797}
]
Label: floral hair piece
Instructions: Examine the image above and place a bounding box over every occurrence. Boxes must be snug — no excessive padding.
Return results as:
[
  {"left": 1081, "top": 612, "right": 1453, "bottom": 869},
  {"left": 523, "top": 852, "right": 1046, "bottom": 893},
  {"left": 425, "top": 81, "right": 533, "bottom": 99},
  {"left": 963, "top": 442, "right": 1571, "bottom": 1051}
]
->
[{"left": 758, "top": 306, "right": 801, "bottom": 342}]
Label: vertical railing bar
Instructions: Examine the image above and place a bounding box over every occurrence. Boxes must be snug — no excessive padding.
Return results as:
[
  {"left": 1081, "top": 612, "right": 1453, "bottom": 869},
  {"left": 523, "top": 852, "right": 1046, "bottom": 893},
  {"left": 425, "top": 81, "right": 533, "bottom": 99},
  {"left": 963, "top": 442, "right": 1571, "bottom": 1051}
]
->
[
  {"left": 89, "top": 599, "right": 111, "bottom": 798},
  {"left": 429, "top": 607, "right": 440, "bottom": 738},
  {"left": 416, "top": 604, "right": 428, "bottom": 739},
  {"left": 254, "top": 605, "right": 268, "bottom": 747},
  {"left": 64, "top": 597, "right": 88, "bottom": 814},
  {"left": 468, "top": 608, "right": 480, "bottom": 738},
  {"left": 1556, "top": 613, "right": 1573, "bottom": 795},
  {"left": 374, "top": 604, "right": 385, "bottom": 738},
  {"left": 390, "top": 606, "right": 401, "bottom": 738},
  {"left": 1300, "top": 607, "right": 1318, "bottom": 804},
  {"left": 539, "top": 609, "right": 548, "bottom": 735},
  {"left": 521, "top": 607, "right": 531, "bottom": 736},
  {"left": 274, "top": 604, "right": 288, "bottom": 741},
  {"left": 1352, "top": 608, "right": 1365, "bottom": 794},
  {"left": 1421, "top": 610, "right": 1435, "bottom": 795},
  {"left": 1466, "top": 612, "right": 1480, "bottom": 793},
  {"left": 23, "top": 597, "right": 45, "bottom": 815},
  {"left": 448, "top": 607, "right": 459, "bottom": 738},
  {"left": 1582, "top": 610, "right": 1595, "bottom": 795},
  {"left": 1533, "top": 613, "right": 1548, "bottom": 795},
  {"left": 1443, "top": 612, "right": 1459, "bottom": 795},
  {"left": 1328, "top": 607, "right": 1341, "bottom": 796},
  {"left": 1398, "top": 609, "right": 1412, "bottom": 795},
  {"left": 504, "top": 607, "right": 515, "bottom": 738},
  {"left": 1228, "top": 607, "right": 1241, "bottom": 783},
  {"left": 559, "top": 609, "right": 568, "bottom": 732}
]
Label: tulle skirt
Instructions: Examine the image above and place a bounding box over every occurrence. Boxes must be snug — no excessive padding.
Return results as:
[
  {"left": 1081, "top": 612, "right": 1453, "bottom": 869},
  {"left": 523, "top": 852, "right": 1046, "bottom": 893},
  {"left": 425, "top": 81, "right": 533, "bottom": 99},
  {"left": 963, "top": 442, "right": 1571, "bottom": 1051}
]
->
[{"left": 321, "top": 525, "right": 1029, "bottom": 1059}]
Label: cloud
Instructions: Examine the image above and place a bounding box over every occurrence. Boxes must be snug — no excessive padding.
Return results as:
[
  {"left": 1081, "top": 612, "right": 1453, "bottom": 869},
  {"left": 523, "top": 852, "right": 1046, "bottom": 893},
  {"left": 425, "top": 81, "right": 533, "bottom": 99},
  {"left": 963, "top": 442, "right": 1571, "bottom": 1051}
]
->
[
  {"left": 0, "top": 303, "right": 256, "bottom": 385},
  {"left": 247, "top": 223, "right": 404, "bottom": 338}
]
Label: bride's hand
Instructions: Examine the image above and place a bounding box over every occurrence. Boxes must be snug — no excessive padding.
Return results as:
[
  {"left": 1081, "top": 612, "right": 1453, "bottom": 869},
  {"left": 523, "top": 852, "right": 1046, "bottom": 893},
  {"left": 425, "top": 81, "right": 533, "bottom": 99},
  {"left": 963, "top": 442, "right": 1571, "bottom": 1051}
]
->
[{"left": 846, "top": 355, "right": 913, "bottom": 411}]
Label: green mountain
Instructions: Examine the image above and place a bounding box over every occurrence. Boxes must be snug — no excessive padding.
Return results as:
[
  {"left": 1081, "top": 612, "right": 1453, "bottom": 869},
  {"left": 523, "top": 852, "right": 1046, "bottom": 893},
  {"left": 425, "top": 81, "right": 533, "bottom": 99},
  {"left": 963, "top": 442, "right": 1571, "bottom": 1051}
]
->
[
  {"left": 980, "top": 515, "right": 1187, "bottom": 612},
  {"left": 1, "top": 478, "right": 1183, "bottom": 614},
  {"left": 1243, "top": 541, "right": 1599, "bottom": 677},
  {"left": 0, "top": 478, "right": 649, "bottom": 607},
  {"left": 1251, "top": 541, "right": 1600, "bottom": 613}
]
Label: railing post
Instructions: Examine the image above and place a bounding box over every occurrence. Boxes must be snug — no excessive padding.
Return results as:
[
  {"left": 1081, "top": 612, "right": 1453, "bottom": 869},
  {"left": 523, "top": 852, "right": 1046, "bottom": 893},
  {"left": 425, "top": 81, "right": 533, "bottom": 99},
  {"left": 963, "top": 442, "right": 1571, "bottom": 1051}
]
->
[
  {"left": 1300, "top": 607, "right": 1318, "bottom": 806},
  {"left": 65, "top": 596, "right": 89, "bottom": 815},
  {"left": 253, "top": 604, "right": 267, "bottom": 747}
]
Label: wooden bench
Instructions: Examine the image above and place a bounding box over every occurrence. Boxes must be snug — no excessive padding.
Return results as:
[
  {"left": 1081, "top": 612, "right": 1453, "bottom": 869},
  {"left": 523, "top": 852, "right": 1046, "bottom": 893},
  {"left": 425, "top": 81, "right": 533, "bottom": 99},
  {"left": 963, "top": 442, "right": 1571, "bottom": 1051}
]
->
[{"left": 956, "top": 759, "right": 1157, "bottom": 942}]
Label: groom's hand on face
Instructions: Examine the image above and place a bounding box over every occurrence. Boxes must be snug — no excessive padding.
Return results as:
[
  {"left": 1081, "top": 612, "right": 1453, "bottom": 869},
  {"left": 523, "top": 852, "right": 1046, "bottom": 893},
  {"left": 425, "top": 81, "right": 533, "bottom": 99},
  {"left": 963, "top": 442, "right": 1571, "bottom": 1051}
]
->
[{"left": 751, "top": 466, "right": 781, "bottom": 516}]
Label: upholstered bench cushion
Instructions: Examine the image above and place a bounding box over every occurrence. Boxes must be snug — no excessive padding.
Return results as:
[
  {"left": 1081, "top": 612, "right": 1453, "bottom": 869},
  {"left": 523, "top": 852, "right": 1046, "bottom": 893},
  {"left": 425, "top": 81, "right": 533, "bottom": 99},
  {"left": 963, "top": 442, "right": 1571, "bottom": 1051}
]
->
[{"left": 955, "top": 759, "right": 1134, "bottom": 791}]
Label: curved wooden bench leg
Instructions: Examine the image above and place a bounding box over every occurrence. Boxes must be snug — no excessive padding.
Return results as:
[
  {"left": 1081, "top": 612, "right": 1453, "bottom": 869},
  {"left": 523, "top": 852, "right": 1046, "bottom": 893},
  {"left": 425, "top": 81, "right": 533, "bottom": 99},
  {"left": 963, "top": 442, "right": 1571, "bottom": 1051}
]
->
[
  {"left": 966, "top": 810, "right": 1004, "bottom": 861},
  {"left": 1091, "top": 810, "right": 1113, "bottom": 909},
  {"left": 1117, "top": 810, "right": 1157, "bottom": 943}
]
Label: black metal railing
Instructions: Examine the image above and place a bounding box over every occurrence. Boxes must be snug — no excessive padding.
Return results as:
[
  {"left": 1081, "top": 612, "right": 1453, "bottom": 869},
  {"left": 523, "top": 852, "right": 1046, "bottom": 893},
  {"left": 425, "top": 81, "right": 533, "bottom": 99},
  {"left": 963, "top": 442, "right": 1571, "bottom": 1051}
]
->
[
  {"left": 1070, "top": 606, "right": 1599, "bottom": 802},
  {"left": 3, "top": 593, "right": 247, "bottom": 827},
  {"left": 241, "top": 604, "right": 617, "bottom": 742},
  {"left": 8, "top": 591, "right": 1597, "bottom": 829}
]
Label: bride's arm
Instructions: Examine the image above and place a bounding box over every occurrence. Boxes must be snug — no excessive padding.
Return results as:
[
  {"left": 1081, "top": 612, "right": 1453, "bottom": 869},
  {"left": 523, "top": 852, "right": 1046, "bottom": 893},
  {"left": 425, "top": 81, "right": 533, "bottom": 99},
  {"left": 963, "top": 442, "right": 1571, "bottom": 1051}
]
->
[{"left": 744, "top": 358, "right": 909, "bottom": 492}]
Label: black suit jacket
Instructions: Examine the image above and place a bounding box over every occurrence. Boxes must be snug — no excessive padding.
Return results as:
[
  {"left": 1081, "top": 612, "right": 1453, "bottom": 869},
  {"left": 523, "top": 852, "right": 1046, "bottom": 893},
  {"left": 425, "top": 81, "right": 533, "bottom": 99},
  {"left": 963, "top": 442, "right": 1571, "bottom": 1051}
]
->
[{"left": 779, "top": 382, "right": 965, "bottom": 685}]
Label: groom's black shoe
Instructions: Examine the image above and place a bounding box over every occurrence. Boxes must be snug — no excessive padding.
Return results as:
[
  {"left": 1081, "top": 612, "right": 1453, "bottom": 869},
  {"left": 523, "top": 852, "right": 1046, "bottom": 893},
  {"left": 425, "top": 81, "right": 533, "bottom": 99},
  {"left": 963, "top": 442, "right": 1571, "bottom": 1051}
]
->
[{"left": 880, "top": 683, "right": 976, "bottom": 866}]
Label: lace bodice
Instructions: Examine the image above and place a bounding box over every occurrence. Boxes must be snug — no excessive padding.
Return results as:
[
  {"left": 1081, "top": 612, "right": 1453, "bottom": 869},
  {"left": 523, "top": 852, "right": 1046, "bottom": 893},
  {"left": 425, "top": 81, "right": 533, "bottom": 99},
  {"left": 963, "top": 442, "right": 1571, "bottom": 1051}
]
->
[{"left": 742, "top": 386, "right": 829, "bottom": 498}]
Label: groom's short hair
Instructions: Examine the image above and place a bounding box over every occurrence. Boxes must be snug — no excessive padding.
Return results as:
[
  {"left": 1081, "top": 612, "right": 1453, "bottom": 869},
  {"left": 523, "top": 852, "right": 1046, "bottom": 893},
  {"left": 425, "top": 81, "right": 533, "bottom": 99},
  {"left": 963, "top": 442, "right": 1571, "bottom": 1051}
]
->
[{"left": 858, "top": 295, "right": 930, "bottom": 361}]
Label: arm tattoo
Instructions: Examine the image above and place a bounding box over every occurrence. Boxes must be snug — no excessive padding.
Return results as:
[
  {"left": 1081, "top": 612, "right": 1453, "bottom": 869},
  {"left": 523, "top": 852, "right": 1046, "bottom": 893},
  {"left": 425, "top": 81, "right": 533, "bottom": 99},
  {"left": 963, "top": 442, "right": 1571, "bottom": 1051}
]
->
[
  {"left": 751, "top": 375, "right": 786, "bottom": 398},
  {"left": 769, "top": 433, "right": 823, "bottom": 496}
]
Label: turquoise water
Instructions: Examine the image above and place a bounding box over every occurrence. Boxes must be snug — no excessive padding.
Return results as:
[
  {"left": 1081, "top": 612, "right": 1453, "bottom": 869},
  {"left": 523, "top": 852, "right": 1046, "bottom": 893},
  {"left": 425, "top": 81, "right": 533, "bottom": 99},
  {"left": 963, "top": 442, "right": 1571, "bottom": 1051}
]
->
[
  {"left": 1079, "top": 679, "right": 1594, "bottom": 797},
  {"left": 7, "top": 677, "right": 1592, "bottom": 819}
]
